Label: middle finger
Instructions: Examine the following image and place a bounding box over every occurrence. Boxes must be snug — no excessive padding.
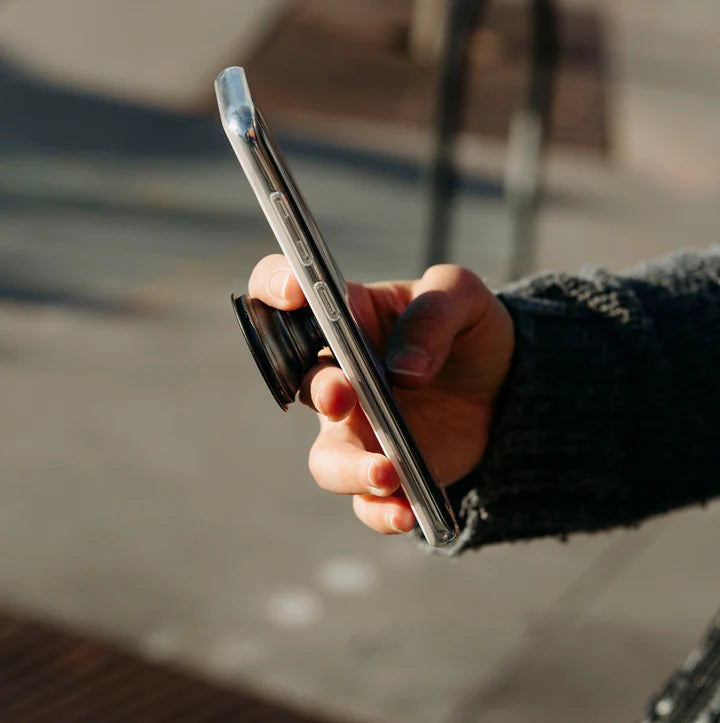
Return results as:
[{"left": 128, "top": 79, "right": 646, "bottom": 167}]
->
[
  {"left": 298, "top": 360, "right": 357, "bottom": 422},
  {"left": 308, "top": 425, "right": 400, "bottom": 497}
]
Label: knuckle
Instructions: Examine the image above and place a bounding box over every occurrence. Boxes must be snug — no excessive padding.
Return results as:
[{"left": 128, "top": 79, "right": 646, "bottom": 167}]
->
[
  {"left": 455, "top": 266, "right": 483, "bottom": 294},
  {"left": 450, "top": 265, "right": 483, "bottom": 297},
  {"left": 424, "top": 264, "right": 483, "bottom": 296},
  {"left": 307, "top": 442, "right": 328, "bottom": 487},
  {"left": 423, "top": 263, "right": 456, "bottom": 279},
  {"left": 421, "top": 264, "right": 490, "bottom": 327},
  {"left": 401, "top": 297, "right": 448, "bottom": 337}
]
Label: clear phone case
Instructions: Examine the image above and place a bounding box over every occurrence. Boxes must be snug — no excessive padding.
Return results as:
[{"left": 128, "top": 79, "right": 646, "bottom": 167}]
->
[{"left": 215, "top": 67, "right": 458, "bottom": 548}]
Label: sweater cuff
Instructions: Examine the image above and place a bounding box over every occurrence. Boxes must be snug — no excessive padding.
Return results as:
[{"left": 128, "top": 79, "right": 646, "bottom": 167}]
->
[{"left": 442, "top": 288, "right": 638, "bottom": 553}]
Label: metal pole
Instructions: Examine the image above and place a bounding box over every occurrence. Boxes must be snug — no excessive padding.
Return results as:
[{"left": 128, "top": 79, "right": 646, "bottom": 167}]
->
[
  {"left": 505, "top": 0, "right": 558, "bottom": 281},
  {"left": 424, "top": 0, "right": 485, "bottom": 270}
]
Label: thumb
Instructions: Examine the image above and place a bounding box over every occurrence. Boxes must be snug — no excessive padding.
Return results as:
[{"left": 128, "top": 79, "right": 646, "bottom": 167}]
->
[{"left": 385, "top": 265, "right": 492, "bottom": 390}]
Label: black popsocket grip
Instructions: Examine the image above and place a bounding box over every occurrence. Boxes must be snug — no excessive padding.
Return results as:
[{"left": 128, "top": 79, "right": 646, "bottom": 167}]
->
[{"left": 231, "top": 293, "right": 327, "bottom": 411}]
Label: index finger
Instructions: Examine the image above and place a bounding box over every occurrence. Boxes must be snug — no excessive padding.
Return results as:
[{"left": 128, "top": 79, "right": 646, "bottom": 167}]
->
[{"left": 248, "top": 254, "right": 306, "bottom": 310}]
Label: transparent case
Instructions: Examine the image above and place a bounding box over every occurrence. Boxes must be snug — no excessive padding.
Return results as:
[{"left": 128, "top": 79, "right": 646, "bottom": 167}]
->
[{"left": 215, "top": 67, "right": 458, "bottom": 548}]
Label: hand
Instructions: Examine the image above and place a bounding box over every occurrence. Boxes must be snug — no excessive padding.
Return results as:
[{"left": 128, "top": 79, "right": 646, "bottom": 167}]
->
[{"left": 248, "top": 255, "right": 515, "bottom": 535}]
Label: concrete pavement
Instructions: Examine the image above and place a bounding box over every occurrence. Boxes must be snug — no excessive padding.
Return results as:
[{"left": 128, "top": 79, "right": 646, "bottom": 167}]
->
[
  {"left": 0, "top": 0, "right": 291, "bottom": 110},
  {"left": 3, "top": 129, "right": 720, "bottom": 722},
  {"left": 2, "top": 1, "right": 720, "bottom": 721}
]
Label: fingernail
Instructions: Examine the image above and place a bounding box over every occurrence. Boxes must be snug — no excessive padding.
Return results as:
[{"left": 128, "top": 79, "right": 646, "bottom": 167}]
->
[
  {"left": 387, "top": 510, "right": 409, "bottom": 534},
  {"left": 386, "top": 345, "right": 431, "bottom": 376},
  {"left": 313, "top": 381, "right": 327, "bottom": 416},
  {"left": 366, "top": 460, "right": 386, "bottom": 496},
  {"left": 268, "top": 268, "right": 291, "bottom": 300}
]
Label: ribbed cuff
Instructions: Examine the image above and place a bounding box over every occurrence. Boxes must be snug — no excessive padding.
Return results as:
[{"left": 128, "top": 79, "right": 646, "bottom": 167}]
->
[{"left": 442, "top": 288, "right": 639, "bottom": 553}]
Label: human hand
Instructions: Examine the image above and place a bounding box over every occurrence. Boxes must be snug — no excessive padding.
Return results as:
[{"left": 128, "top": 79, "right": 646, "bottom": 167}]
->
[{"left": 248, "top": 255, "right": 515, "bottom": 535}]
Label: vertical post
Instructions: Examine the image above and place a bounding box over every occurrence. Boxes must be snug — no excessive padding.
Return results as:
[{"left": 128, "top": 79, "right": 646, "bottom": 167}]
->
[
  {"left": 505, "top": 0, "right": 558, "bottom": 280},
  {"left": 424, "top": 0, "right": 485, "bottom": 270}
]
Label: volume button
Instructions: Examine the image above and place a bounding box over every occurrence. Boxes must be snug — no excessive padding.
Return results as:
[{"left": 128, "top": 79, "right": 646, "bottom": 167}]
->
[
  {"left": 270, "top": 191, "right": 313, "bottom": 266},
  {"left": 314, "top": 282, "right": 340, "bottom": 322},
  {"left": 270, "top": 191, "right": 289, "bottom": 218}
]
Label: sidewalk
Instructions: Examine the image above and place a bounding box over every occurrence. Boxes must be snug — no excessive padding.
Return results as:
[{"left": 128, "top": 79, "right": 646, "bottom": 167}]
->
[
  {"left": 3, "top": 129, "right": 720, "bottom": 723},
  {"left": 0, "top": 0, "right": 291, "bottom": 110},
  {"left": 1, "top": 2, "right": 720, "bottom": 722}
]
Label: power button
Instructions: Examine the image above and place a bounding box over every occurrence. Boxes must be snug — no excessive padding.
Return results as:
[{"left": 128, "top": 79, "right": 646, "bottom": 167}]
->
[
  {"left": 270, "top": 191, "right": 313, "bottom": 266},
  {"left": 314, "top": 282, "right": 340, "bottom": 322}
]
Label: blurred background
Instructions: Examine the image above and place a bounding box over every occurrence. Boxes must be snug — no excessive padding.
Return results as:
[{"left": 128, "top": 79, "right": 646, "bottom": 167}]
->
[{"left": 1, "top": 0, "right": 719, "bottom": 721}]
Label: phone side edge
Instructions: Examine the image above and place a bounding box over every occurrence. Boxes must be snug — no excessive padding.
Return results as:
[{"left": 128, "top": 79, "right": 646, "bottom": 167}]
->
[{"left": 215, "top": 69, "right": 458, "bottom": 548}]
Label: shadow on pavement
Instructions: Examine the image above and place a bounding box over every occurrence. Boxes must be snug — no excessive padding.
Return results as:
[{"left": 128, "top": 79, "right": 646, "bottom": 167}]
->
[
  {"left": 0, "top": 57, "right": 509, "bottom": 198},
  {"left": 0, "top": 268, "right": 150, "bottom": 317}
]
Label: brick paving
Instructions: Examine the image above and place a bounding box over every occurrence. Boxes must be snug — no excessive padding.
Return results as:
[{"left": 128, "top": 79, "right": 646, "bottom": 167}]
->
[{"left": 0, "top": 611, "right": 341, "bottom": 723}]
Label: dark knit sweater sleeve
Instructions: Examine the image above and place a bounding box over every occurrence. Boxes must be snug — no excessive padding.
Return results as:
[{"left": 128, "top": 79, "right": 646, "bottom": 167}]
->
[{"left": 444, "top": 250, "right": 720, "bottom": 553}]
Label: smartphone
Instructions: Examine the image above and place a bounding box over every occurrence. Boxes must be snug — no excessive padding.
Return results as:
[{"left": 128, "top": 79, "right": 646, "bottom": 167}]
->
[{"left": 215, "top": 67, "right": 458, "bottom": 548}]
